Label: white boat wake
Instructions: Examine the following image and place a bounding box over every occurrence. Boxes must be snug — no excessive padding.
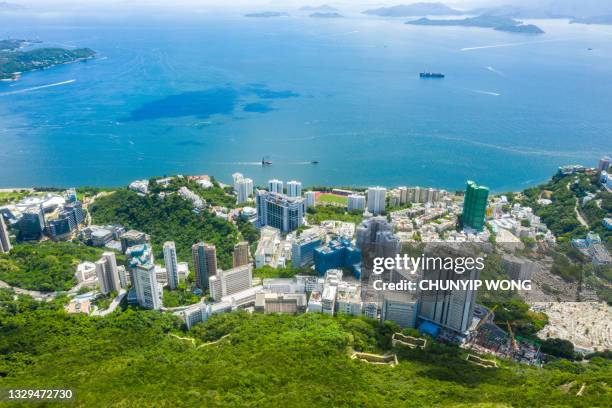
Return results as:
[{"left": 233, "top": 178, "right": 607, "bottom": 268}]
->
[
  {"left": 461, "top": 39, "right": 567, "bottom": 52},
  {"left": 472, "top": 89, "right": 501, "bottom": 96},
  {"left": 486, "top": 66, "right": 505, "bottom": 76},
  {"left": 0, "top": 79, "right": 76, "bottom": 96}
]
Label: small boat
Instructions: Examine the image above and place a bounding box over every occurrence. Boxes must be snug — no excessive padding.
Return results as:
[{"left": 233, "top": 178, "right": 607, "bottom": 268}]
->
[
  {"left": 262, "top": 157, "right": 272, "bottom": 166},
  {"left": 311, "top": 160, "right": 319, "bottom": 164}
]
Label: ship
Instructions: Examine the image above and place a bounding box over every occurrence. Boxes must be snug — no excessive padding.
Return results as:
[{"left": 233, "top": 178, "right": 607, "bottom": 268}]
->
[
  {"left": 262, "top": 157, "right": 272, "bottom": 166},
  {"left": 311, "top": 160, "right": 319, "bottom": 164},
  {"left": 420, "top": 72, "right": 445, "bottom": 78}
]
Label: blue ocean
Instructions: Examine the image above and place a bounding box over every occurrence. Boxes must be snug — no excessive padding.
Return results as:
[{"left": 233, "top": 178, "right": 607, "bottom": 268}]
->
[{"left": 1, "top": 12, "right": 611, "bottom": 192}]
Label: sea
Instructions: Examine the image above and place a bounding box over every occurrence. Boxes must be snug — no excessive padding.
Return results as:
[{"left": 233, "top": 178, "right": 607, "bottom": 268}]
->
[{"left": 1, "top": 11, "right": 611, "bottom": 192}]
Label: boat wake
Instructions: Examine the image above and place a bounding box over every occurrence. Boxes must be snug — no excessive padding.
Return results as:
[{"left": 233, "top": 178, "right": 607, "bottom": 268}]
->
[
  {"left": 472, "top": 89, "right": 501, "bottom": 97},
  {"left": 0, "top": 79, "right": 76, "bottom": 96},
  {"left": 486, "top": 66, "right": 505, "bottom": 77},
  {"left": 461, "top": 38, "right": 570, "bottom": 52}
]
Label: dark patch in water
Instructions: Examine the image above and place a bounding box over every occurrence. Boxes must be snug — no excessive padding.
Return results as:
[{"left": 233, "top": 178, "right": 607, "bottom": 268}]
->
[
  {"left": 124, "top": 85, "right": 297, "bottom": 122},
  {"left": 248, "top": 87, "right": 299, "bottom": 99},
  {"left": 176, "top": 140, "right": 204, "bottom": 146},
  {"left": 243, "top": 102, "right": 275, "bottom": 113},
  {"left": 125, "top": 87, "right": 239, "bottom": 121}
]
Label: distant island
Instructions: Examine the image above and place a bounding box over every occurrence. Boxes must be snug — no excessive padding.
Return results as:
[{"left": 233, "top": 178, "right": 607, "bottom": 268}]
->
[
  {"left": 0, "top": 1, "right": 24, "bottom": 10},
  {"left": 363, "top": 2, "right": 463, "bottom": 17},
  {"left": 0, "top": 40, "right": 95, "bottom": 81},
  {"left": 300, "top": 5, "right": 338, "bottom": 12},
  {"left": 244, "top": 12, "right": 289, "bottom": 18},
  {"left": 406, "top": 15, "right": 545, "bottom": 34},
  {"left": 570, "top": 15, "right": 612, "bottom": 25},
  {"left": 309, "top": 12, "right": 343, "bottom": 19},
  {"left": 0, "top": 39, "right": 39, "bottom": 51}
]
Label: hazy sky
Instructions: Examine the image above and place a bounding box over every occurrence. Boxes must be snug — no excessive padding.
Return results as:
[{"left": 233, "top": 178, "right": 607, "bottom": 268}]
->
[{"left": 4, "top": 0, "right": 612, "bottom": 16}]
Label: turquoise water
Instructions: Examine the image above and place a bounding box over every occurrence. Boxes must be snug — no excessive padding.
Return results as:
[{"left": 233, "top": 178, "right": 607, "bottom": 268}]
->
[{"left": 1, "top": 15, "right": 611, "bottom": 191}]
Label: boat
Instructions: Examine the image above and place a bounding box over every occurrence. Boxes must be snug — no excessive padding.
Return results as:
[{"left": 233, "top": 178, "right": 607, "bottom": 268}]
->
[
  {"left": 262, "top": 157, "right": 272, "bottom": 166},
  {"left": 420, "top": 72, "right": 445, "bottom": 78},
  {"left": 311, "top": 160, "right": 319, "bottom": 164}
]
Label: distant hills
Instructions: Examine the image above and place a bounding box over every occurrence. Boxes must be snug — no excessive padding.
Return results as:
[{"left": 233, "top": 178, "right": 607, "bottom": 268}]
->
[
  {"left": 0, "top": 1, "right": 24, "bottom": 10},
  {"left": 300, "top": 5, "right": 338, "bottom": 12},
  {"left": 310, "top": 12, "right": 343, "bottom": 19},
  {"left": 406, "top": 15, "right": 545, "bottom": 34},
  {"left": 363, "top": 2, "right": 463, "bottom": 17},
  {"left": 570, "top": 15, "right": 612, "bottom": 25},
  {"left": 244, "top": 12, "right": 289, "bottom": 18}
]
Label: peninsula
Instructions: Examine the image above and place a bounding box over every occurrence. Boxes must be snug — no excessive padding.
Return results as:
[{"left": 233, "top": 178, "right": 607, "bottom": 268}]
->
[
  {"left": 0, "top": 40, "right": 95, "bottom": 81},
  {"left": 406, "top": 15, "right": 545, "bottom": 34}
]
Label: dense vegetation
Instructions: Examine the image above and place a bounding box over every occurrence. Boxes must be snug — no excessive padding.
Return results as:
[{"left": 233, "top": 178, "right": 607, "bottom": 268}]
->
[
  {"left": 90, "top": 189, "right": 239, "bottom": 268},
  {"left": 148, "top": 176, "right": 237, "bottom": 208},
  {"left": 521, "top": 173, "right": 598, "bottom": 244},
  {"left": 163, "top": 284, "right": 200, "bottom": 307},
  {"left": 306, "top": 206, "right": 364, "bottom": 224},
  {"left": 0, "top": 242, "right": 104, "bottom": 291},
  {"left": 0, "top": 293, "right": 609, "bottom": 407},
  {"left": 253, "top": 264, "right": 315, "bottom": 279},
  {"left": 0, "top": 47, "right": 95, "bottom": 80}
]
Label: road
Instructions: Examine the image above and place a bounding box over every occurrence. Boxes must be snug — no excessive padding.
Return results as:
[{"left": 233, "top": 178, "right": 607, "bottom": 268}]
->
[{"left": 92, "top": 289, "right": 126, "bottom": 316}]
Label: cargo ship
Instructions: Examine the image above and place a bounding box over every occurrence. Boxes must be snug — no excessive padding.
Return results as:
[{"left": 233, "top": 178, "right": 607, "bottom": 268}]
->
[{"left": 420, "top": 72, "right": 445, "bottom": 78}]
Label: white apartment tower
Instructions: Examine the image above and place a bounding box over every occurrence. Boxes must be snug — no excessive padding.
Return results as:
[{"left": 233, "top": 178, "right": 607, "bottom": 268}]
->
[
  {"left": 209, "top": 264, "right": 253, "bottom": 302},
  {"left": 95, "top": 252, "right": 121, "bottom": 294},
  {"left": 347, "top": 194, "right": 366, "bottom": 212},
  {"left": 304, "top": 191, "right": 316, "bottom": 208},
  {"left": 133, "top": 263, "right": 162, "bottom": 310},
  {"left": 163, "top": 241, "right": 179, "bottom": 290},
  {"left": 367, "top": 187, "right": 387, "bottom": 215},
  {"left": 236, "top": 177, "right": 254, "bottom": 204},
  {"left": 268, "top": 179, "right": 284, "bottom": 194},
  {"left": 286, "top": 180, "right": 302, "bottom": 198}
]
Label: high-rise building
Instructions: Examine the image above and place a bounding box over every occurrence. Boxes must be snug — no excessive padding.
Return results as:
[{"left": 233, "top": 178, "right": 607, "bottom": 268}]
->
[
  {"left": 18, "top": 205, "right": 45, "bottom": 241},
  {"left": 304, "top": 191, "right": 316, "bottom": 208},
  {"left": 367, "top": 187, "right": 386, "bottom": 215},
  {"left": 598, "top": 156, "right": 611, "bottom": 172},
  {"left": 314, "top": 238, "right": 362, "bottom": 277},
  {"left": 192, "top": 243, "right": 217, "bottom": 289},
  {"left": 502, "top": 255, "right": 536, "bottom": 282},
  {"left": 236, "top": 177, "right": 254, "bottom": 204},
  {"left": 133, "top": 263, "right": 162, "bottom": 310},
  {"left": 255, "top": 190, "right": 304, "bottom": 233},
  {"left": 462, "top": 181, "right": 489, "bottom": 232},
  {"left": 381, "top": 292, "right": 418, "bottom": 328},
  {"left": 47, "top": 209, "right": 76, "bottom": 240},
  {"left": 292, "top": 229, "right": 323, "bottom": 268},
  {"left": 232, "top": 172, "right": 244, "bottom": 192},
  {"left": 232, "top": 241, "right": 250, "bottom": 268},
  {"left": 163, "top": 241, "right": 179, "bottom": 290},
  {"left": 64, "top": 201, "right": 84, "bottom": 226},
  {"left": 356, "top": 217, "right": 400, "bottom": 282},
  {"left": 418, "top": 245, "right": 480, "bottom": 334},
  {"left": 0, "top": 215, "right": 12, "bottom": 253},
  {"left": 286, "top": 180, "right": 302, "bottom": 198},
  {"left": 268, "top": 179, "right": 284, "bottom": 194},
  {"left": 120, "top": 230, "right": 150, "bottom": 253},
  {"left": 95, "top": 252, "right": 121, "bottom": 294},
  {"left": 348, "top": 194, "right": 366, "bottom": 212},
  {"left": 209, "top": 264, "right": 253, "bottom": 301}
]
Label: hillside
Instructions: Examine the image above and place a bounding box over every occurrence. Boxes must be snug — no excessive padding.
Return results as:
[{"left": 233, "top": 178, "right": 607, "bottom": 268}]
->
[{"left": 0, "top": 295, "right": 610, "bottom": 406}]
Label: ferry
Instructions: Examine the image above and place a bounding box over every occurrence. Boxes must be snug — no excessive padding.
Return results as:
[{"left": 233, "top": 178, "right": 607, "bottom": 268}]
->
[{"left": 420, "top": 72, "right": 445, "bottom": 78}]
